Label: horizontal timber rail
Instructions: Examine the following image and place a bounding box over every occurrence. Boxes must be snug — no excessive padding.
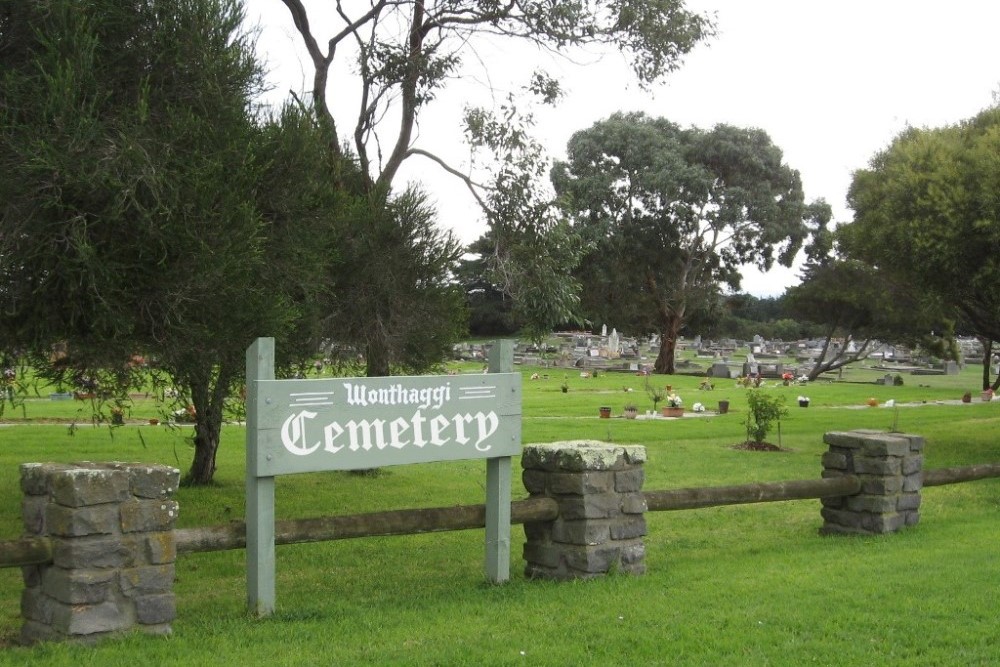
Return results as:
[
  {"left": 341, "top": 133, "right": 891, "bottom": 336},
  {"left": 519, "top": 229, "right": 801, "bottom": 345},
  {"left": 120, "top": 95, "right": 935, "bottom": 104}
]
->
[
  {"left": 923, "top": 463, "right": 1000, "bottom": 487},
  {"left": 644, "top": 475, "right": 863, "bottom": 512},
  {"left": 3, "top": 463, "right": 1000, "bottom": 569},
  {"left": 175, "top": 496, "right": 559, "bottom": 554}
]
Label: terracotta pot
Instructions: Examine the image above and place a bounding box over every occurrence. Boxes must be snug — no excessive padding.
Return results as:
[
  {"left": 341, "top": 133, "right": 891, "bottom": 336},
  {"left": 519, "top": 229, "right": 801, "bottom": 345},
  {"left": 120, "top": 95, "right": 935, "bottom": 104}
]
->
[
  {"left": 599, "top": 406, "right": 612, "bottom": 419},
  {"left": 661, "top": 406, "right": 684, "bottom": 418}
]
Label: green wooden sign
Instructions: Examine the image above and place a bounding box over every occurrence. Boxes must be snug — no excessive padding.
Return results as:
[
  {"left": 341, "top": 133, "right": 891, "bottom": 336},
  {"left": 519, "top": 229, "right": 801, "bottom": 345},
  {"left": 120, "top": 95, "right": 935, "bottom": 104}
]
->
[
  {"left": 249, "top": 373, "right": 521, "bottom": 476},
  {"left": 245, "top": 338, "right": 520, "bottom": 617}
]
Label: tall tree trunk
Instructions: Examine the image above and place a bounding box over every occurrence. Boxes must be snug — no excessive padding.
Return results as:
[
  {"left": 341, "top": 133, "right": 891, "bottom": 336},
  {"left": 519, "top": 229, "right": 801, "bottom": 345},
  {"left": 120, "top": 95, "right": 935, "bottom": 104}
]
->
[
  {"left": 188, "top": 418, "right": 221, "bottom": 485},
  {"left": 184, "top": 366, "right": 231, "bottom": 485},
  {"left": 980, "top": 337, "right": 994, "bottom": 391},
  {"left": 654, "top": 314, "right": 682, "bottom": 374},
  {"left": 366, "top": 336, "right": 391, "bottom": 378}
]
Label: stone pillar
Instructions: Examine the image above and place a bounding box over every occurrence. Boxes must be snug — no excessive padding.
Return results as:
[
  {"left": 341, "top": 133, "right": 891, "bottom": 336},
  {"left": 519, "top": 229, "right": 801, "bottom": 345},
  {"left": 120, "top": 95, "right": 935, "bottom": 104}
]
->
[
  {"left": 19, "top": 461, "right": 181, "bottom": 644},
  {"left": 521, "top": 441, "right": 646, "bottom": 580},
  {"left": 820, "top": 430, "right": 924, "bottom": 535}
]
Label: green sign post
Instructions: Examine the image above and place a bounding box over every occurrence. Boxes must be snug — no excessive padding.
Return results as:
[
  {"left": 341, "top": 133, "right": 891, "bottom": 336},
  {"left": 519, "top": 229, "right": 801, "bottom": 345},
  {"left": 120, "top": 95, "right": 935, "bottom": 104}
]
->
[{"left": 245, "top": 338, "right": 521, "bottom": 616}]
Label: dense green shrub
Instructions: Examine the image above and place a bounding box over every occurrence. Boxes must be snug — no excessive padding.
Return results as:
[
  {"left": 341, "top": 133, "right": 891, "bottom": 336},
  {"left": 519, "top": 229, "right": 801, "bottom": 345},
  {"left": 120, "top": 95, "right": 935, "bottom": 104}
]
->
[{"left": 744, "top": 389, "right": 788, "bottom": 444}]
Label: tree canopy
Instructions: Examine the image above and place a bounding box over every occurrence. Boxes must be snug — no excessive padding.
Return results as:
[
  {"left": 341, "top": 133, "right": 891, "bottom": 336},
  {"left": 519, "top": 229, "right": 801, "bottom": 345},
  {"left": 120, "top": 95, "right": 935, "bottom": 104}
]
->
[
  {"left": 0, "top": 0, "right": 355, "bottom": 483},
  {"left": 552, "top": 112, "right": 813, "bottom": 373},
  {"left": 843, "top": 105, "right": 1000, "bottom": 389},
  {"left": 275, "top": 0, "right": 715, "bottom": 342}
]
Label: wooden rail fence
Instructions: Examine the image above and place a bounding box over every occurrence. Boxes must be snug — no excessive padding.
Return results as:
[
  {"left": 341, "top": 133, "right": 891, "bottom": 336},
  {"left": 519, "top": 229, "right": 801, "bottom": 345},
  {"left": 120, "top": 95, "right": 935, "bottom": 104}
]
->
[{"left": 3, "top": 463, "right": 999, "bottom": 569}]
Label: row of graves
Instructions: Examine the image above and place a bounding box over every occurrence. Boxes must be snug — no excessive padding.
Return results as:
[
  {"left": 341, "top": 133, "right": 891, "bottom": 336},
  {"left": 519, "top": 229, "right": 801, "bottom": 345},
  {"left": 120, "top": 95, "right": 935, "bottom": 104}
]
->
[{"left": 453, "top": 332, "right": 994, "bottom": 380}]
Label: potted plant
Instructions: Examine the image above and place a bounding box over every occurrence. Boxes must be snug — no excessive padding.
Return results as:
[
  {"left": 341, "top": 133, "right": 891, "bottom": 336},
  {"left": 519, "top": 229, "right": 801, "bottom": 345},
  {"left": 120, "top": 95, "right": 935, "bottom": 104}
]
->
[
  {"left": 599, "top": 406, "right": 612, "bottom": 418},
  {"left": 982, "top": 388, "right": 994, "bottom": 402},
  {"left": 798, "top": 395, "right": 810, "bottom": 408},
  {"left": 623, "top": 404, "right": 638, "bottom": 419},
  {"left": 662, "top": 392, "right": 684, "bottom": 418},
  {"left": 961, "top": 391, "right": 972, "bottom": 403}
]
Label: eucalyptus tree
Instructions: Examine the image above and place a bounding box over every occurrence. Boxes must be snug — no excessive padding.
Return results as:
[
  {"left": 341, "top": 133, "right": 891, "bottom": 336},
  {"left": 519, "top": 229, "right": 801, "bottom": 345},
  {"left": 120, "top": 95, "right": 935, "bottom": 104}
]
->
[
  {"left": 843, "top": 106, "right": 1000, "bottom": 391},
  {"left": 271, "top": 0, "right": 715, "bottom": 344},
  {"left": 552, "top": 112, "right": 814, "bottom": 374},
  {"left": 0, "top": 0, "right": 354, "bottom": 484}
]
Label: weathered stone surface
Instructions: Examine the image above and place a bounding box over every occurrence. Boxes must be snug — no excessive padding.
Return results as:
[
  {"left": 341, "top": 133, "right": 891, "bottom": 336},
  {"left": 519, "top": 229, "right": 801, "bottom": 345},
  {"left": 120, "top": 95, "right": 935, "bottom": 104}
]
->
[
  {"left": 902, "top": 456, "right": 924, "bottom": 476},
  {"left": 521, "top": 469, "right": 547, "bottom": 495},
  {"left": 45, "top": 504, "right": 119, "bottom": 537},
  {"left": 860, "top": 476, "right": 901, "bottom": 495},
  {"left": 20, "top": 620, "right": 60, "bottom": 645},
  {"left": 822, "top": 432, "right": 869, "bottom": 449},
  {"left": 864, "top": 513, "right": 905, "bottom": 533},
  {"left": 20, "top": 463, "right": 68, "bottom": 496},
  {"left": 520, "top": 441, "right": 647, "bottom": 581},
  {"left": 522, "top": 521, "right": 550, "bottom": 542},
  {"left": 619, "top": 541, "right": 645, "bottom": 565},
  {"left": 22, "top": 496, "right": 47, "bottom": 535},
  {"left": 821, "top": 430, "right": 924, "bottom": 537},
  {"left": 50, "top": 468, "right": 130, "bottom": 508},
  {"left": 609, "top": 516, "right": 647, "bottom": 540},
  {"left": 41, "top": 567, "right": 116, "bottom": 605},
  {"left": 821, "top": 451, "right": 849, "bottom": 470},
  {"left": 120, "top": 564, "right": 175, "bottom": 598},
  {"left": 620, "top": 492, "right": 647, "bottom": 515},
  {"left": 20, "top": 587, "right": 53, "bottom": 624},
  {"left": 55, "top": 600, "right": 132, "bottom": 635},
  {"left": 142, "top": 532, "right": 177, "bottom": 565},
  {"left": 522, "top": 542, "right": 563, "bottom": 569},
  {"left": 120, "top": 499, "right": 179, "bottom": 533},
  {"left": 18, "top": 461, "right": 180, "bottom": 643},
  {"left": 551, "top": 520, "right": 610, "bottom": 546},
  {"left": 134, "top": 594, "right": 176, "bottom": 625},
  {"left": 51, "top": 535, "right": 133, "bottom": 570},
  {"left": 563, "top": 544, "right": 623, "bottom": 573},
  {"left": 859, "top": 436, "right": 911, "bottom": 457},
  {"left": 522, "top": 442, "right": 645, "bottom": 472},
  {"left": 846, "top": 495, "right": 898, "bottom": 513},
  {"left": 21, "top": 564, "right": 42, "bottom": 588},
  {"left": 558, "top": 493, "right": 621, "bottom": 520},
  {"left": 820, "top": 494, "right": 846, "bottom": 509},
  {"left": 852, "top": 457, "right": 901, "bottom": 476},
  {"left": 614, "top": 468, "right": 645, "bottom": 493},
  {"left": 903, "top": 473, "right": 922, "bottom": 493},
  {"left": 124, "top": 465, "right": 181, "bottom": 499},
  {"left": 548, "top": 471, "right": 615, "bottom": 495}
]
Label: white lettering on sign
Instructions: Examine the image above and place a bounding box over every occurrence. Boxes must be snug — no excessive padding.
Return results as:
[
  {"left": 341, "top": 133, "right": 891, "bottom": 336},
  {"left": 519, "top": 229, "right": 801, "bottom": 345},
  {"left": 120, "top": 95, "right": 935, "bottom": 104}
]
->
[
  {"left": 342, "top": 381, "right": 451, "bottom": 410},
  {"left": 280, "top": 409, "right": 500, "bottom": 457}
]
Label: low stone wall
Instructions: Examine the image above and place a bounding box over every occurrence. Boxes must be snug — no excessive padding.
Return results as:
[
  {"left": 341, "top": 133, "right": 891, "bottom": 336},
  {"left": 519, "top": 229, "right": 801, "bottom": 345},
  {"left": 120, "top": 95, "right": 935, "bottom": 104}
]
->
[
  {"left": 820, "top": 430, "right": 924, "bottom": 535},
  {"left": 8, "top": 430, "right": 934, "bottom": 644},
  {"left": 521, "top": 441, "right": 647, "bottom": 580},
  {"left": 19, "top": 461, "right": 180, "bottom": 644}
]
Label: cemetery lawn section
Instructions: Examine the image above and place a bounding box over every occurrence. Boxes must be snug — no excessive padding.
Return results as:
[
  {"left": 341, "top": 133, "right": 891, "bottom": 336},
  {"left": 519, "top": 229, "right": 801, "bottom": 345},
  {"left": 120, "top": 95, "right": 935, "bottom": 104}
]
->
[{"left": 0, "top": 361, "right": 998, "bottom": 665}]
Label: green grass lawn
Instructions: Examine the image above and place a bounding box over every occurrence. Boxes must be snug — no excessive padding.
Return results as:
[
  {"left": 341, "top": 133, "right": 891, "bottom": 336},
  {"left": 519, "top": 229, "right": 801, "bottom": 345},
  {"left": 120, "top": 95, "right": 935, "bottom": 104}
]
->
[{"left": 0, "top": 358, "right": 998, "bottom": 665}]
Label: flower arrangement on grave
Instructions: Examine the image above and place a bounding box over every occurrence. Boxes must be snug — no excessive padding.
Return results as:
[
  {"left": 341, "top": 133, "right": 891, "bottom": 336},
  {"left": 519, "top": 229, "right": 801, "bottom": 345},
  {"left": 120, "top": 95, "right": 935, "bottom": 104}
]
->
[
  {"left": 692, "top": 402, "right": 705, "bottom": 413},
  {"left": 666, "top": 392, "right": 683, "bottom": 408},
  {"left": 797, "top": 395, "right": 810, "bottom": 407}
]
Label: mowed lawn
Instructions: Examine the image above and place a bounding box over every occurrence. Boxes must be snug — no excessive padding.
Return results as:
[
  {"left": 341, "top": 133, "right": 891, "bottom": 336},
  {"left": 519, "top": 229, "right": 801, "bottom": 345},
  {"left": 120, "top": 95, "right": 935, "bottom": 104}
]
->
[{"left": 0, "top": 359, "right": 998, "bottom": 665}]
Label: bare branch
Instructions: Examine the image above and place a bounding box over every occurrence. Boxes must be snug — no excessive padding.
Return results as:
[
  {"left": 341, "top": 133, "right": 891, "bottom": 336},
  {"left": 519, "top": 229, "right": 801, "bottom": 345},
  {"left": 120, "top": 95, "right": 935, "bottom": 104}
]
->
[{"left": 407, "top": 148, "right": 491, "bottom": 211}]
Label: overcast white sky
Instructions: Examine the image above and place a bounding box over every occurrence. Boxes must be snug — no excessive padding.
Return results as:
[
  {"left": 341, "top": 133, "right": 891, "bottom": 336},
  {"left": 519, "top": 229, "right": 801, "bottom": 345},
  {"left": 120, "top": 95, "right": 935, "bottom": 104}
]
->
[{"left": 247, "top": 0, "right": 1000, "bottom": 297}]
